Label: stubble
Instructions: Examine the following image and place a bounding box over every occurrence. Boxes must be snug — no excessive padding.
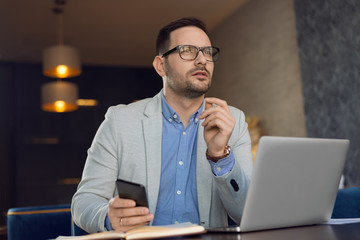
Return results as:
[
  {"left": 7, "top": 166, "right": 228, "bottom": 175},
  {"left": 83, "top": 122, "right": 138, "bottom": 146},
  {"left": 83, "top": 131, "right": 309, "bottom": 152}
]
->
[{"left": 164, "top": 60, "right": 212, "bottom": 99}]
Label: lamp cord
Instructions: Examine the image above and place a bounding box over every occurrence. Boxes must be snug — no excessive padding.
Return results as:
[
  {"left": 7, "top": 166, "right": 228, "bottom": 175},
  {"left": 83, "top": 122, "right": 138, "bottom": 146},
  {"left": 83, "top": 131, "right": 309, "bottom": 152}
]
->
[{"left": 53, "top": 0, "right": 66, "bottom": 46}]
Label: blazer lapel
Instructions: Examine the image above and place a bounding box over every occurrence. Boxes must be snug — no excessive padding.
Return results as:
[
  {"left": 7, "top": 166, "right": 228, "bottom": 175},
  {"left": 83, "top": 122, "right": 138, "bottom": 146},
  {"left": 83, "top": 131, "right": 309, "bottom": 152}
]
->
[
  {"left": 142, "top": 92, "right": 163, "bottom": 216},
  {"left": 196, "top": 119, "right": 213, "bottom": 226}
]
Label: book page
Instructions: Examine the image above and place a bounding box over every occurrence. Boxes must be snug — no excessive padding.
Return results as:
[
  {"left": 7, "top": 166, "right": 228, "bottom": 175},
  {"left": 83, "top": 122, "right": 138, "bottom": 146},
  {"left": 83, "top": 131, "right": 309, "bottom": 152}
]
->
[
  {"left": 125, "top": 223, "right": 206, "bottom": 240},
  {"left": 55, "top": 222, "right": 205, "bottom": 240},
  {"left": 56, "top": 231, "right": 125, "bottom": 240}
]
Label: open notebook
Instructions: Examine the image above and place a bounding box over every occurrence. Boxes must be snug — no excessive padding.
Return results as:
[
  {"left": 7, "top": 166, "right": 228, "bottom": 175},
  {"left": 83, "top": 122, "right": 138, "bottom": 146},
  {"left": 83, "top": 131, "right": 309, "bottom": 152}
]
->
[{"left": 56, "top": 222, "right": 206, "bottom": 240}]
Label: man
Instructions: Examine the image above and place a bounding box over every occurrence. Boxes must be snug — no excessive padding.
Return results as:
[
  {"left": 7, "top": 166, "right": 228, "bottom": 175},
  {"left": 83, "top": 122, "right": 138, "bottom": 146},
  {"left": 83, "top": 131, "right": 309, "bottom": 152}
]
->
[{"left": 71, "top": 17, "right": 252, "bottom": 233}]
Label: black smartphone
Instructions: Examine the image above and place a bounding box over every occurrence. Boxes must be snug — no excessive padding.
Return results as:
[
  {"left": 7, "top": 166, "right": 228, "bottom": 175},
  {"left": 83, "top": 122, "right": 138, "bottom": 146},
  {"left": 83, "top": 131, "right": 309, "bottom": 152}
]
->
[{"left": 116, "top": 179, "right": 148, "bottom": 207}]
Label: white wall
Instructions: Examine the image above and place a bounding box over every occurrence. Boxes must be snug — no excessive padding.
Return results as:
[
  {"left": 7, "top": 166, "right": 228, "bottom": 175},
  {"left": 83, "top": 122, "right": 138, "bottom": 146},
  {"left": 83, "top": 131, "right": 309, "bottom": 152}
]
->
[{"left": 208, "top": 0, "right": 306, "bottom": 137}]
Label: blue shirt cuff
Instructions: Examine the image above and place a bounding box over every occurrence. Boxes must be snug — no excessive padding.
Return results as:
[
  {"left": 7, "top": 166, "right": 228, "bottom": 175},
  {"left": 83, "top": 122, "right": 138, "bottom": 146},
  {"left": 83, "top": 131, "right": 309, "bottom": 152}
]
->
[
  {"left": 207, "top": 149, "right": 235, "bottom": 176},
  {"left": 105, "top": 214, "right": 114, "bottom": 231}
]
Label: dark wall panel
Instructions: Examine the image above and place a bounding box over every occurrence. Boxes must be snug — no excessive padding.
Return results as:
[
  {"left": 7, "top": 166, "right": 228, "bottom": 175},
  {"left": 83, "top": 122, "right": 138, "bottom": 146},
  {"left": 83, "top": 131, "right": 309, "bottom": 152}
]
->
[
  {"left": 0, "top": 62, "right": 162, "bottom": 215},
  {"left": 294, "top": 0, "right": 360, "bottom": 186},
  {"left": 0, "top": 63, "right": 15, "bottom": 225}
]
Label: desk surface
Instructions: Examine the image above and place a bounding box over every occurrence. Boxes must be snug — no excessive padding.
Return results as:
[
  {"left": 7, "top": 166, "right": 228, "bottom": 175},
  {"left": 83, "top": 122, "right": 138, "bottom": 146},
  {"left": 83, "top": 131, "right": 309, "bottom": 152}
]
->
[{"left": 174, "top": 222, "right": 360, "bottom": 240}]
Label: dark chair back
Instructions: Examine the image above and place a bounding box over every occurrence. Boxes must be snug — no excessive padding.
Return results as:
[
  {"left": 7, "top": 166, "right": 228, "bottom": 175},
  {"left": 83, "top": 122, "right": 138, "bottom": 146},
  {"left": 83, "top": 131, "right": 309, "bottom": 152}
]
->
[
  {"left": 7, "top": 204, "right": 71, "bottom": 240},
  {"left": 332, "top": 187, "right": 360, "bottom": 218}
]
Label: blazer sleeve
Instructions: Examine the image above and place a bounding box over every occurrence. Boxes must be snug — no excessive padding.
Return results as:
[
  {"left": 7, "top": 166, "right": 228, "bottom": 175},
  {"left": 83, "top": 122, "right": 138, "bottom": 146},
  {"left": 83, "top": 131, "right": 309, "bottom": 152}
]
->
[
  {"left": 212, "top": 108, "right": 253, "bottom": 224},
  {"left": 71, "top": 107, "right": 120, "bottom": 233}
]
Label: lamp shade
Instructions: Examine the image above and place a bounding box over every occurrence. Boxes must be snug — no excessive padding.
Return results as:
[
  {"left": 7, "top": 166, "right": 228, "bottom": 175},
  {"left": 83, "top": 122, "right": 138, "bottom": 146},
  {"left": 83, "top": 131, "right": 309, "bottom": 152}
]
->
[
  {"left": 41, "top": 81, "right": 78, "bottom": 112},
  {"left": 43, "top": 45, "right": 81, "bottom": 78}
]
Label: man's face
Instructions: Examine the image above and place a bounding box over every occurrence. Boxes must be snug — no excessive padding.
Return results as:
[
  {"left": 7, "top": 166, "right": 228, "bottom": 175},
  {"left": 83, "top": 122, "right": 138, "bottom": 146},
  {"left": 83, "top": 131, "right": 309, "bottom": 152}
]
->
[{"left": 163, "top": 26, "right": 214, "bottom": 99}]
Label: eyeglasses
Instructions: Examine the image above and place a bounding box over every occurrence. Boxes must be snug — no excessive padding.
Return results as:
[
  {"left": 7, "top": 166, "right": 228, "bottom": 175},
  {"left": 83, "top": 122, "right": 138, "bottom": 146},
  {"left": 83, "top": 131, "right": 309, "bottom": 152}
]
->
[{"left": 162, "top": 45, "right": 220, "bottom": 62}]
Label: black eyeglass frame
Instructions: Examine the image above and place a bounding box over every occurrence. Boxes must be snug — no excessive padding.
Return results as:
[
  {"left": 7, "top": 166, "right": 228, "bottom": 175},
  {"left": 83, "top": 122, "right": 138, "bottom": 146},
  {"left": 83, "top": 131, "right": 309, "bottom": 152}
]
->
[{"left": 161, "top": 45, "right": 220, "bottom": 62}]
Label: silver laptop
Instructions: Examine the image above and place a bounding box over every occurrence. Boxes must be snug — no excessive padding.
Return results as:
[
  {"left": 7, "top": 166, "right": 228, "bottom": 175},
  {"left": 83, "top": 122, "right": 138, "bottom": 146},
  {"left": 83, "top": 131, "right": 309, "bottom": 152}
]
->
[{"left": 210, "top": 136, "right": 349, "bottom": 232}]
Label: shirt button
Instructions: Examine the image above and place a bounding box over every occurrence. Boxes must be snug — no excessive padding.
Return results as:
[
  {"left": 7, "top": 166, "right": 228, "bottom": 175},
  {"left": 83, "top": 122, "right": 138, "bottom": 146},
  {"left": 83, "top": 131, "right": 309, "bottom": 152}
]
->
[
  {"left": 177, "top": 190, "right": 181, "bottom": 195},
  {"left": 179, "top": 161, "right": 183, "bottom": 166},
  {"left": 182, "top": 131, "right": 186, "bottom": 135},
  {"left": 195, "top": 118, "right": 199, "bottom": 122},
  {"left": 216, "top": 167, "right": 221, "bottom": 172},
  {"left": 173, "top": 114, "right": 177, "bottom": 119},
  {"left": 168, "top": 118, "right": 173, "bottom": 122},
  {"left": 175, "top": 221, "right": 179, "bottom": 224}
]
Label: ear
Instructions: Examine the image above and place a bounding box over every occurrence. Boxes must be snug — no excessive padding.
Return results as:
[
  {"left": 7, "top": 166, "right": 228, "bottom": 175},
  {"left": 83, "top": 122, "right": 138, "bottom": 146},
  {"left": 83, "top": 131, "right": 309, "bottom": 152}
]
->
[{"left": 153, "top": 56, "right": 166, "bottom": 77}]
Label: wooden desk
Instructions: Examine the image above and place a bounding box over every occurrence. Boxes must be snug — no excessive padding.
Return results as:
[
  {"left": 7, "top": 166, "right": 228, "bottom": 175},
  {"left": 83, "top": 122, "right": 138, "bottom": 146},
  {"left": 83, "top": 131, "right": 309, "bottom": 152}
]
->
[{"left": 173, "top": 223, "right": 360, "bottom": 240}]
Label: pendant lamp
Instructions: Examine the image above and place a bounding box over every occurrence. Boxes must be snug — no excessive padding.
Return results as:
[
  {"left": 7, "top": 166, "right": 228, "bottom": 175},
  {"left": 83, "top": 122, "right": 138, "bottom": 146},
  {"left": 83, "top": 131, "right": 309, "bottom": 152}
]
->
[
  {"left": 43, "top": 45, "right": 81, "bottom": 78},
  {"left": 41, "top": 78, "right": 80, "bottom": 113},
  {"left": 42, "top": 80, "right": 78, "bottom": 112},
  {"left": 42, "top": 1, "right": 81, "bottom": 78},
  {"left": 41, "top": 0, "right": 80, "bottom": 112}
]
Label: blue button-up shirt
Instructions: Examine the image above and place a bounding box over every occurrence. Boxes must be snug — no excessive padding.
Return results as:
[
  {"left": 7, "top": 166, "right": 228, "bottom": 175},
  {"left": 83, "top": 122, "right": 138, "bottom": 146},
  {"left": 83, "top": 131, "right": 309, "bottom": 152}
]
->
[
  {"left": 152, "top": 95, "right": 202, "bottom": 225},
  {"left": 152, "top": 94, "right": 235, "bottom": 225}
]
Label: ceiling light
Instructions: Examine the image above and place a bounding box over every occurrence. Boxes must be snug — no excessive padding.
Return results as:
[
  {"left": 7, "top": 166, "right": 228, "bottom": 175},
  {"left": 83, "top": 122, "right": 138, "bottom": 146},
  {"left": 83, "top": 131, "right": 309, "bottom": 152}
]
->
[
  {"left": 41, "top": 0, "right": 80, "bottom": 113},
  {"left": 42, "top": 80, "right": 78, "bottom": 112},
  {"left": 42, "top": 0, "right": 81, "bottom": 78},
  {"left": 43, "top": 46, "right": 81, "bottom": 78}
]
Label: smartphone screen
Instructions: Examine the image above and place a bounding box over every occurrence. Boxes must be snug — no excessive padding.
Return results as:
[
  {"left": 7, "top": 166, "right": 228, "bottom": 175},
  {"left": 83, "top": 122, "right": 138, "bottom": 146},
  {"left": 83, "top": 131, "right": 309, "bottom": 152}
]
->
[{"left": 116, "top": 179, "right": 148, "bottom": 207}]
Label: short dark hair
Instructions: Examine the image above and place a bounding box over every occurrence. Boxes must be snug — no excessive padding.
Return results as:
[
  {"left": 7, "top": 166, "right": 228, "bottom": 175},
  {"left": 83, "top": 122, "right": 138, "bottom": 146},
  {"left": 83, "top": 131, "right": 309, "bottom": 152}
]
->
[{"left": 155, "top": 17, "right": 208, "bottom": 56}]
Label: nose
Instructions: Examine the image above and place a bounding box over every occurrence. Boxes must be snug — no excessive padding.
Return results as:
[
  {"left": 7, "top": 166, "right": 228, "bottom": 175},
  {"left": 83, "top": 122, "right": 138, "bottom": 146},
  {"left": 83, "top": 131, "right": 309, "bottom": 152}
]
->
[{"left": 194, "top": 50, "right": 207, "bottom": 65}]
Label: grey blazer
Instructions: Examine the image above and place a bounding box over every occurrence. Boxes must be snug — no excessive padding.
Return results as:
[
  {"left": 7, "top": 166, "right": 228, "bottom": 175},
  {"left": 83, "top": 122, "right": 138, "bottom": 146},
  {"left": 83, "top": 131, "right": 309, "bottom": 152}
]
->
[{"left": 71, "top": 90, "right": 253, "bottom": 233}]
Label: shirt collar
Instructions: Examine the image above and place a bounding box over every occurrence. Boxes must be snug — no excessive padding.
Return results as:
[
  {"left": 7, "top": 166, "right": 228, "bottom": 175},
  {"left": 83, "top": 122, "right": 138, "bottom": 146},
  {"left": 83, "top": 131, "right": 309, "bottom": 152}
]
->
[{"left": 161, "top": 93, "right": 204, "bottom": 124}]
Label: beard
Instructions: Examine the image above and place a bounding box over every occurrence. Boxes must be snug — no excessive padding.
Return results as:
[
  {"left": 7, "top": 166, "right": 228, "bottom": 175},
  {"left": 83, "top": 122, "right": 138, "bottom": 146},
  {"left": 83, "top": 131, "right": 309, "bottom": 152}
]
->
[{"left": 164, "top": 60, "right": 212, "bottom": 99}]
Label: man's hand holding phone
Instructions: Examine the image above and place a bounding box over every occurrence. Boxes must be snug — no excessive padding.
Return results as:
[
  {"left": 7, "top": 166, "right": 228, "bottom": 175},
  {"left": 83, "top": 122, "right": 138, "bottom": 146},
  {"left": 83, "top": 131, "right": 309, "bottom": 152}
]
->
[
  {"left": 108, "top": 179, "right": 153, "bottom": 232},
  {"left": 108, "top": 196, "right": 154, "bottom": 232}
]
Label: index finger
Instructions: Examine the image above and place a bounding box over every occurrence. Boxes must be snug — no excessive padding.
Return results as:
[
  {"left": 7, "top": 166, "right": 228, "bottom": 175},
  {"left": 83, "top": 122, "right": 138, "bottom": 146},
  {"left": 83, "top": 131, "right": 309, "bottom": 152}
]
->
[
  {"left": 109, "top": 196, "right": 136, "bottom": 208},
  {"left": 205, "top": 101, "right": 212, "bottom": 110},
  {"left": 204, "top": 97, "right": 230, "bottom": 112}
]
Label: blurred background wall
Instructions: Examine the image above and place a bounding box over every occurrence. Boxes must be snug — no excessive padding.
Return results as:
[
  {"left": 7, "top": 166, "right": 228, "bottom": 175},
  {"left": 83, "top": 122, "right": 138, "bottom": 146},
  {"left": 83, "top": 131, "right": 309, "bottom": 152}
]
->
[
  {"left": 209, "top": 0, "right": 360, "bottom": 187},
  {"left": 294, "top": 0, "right": 360, "bottom": 187},
  {"left": 209, "top": 0, "right": 306, "bottom": 138}
]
